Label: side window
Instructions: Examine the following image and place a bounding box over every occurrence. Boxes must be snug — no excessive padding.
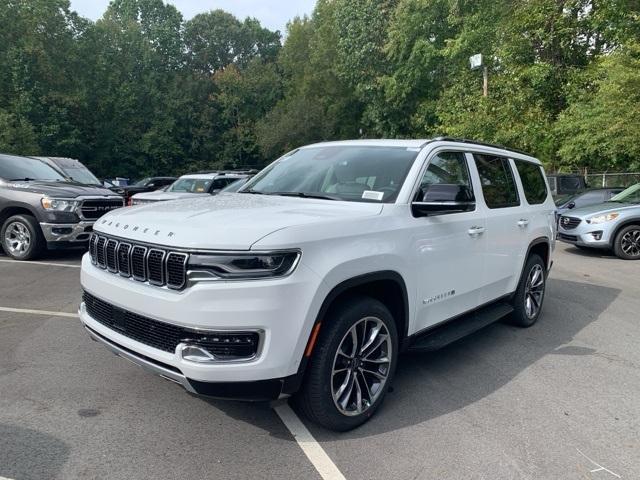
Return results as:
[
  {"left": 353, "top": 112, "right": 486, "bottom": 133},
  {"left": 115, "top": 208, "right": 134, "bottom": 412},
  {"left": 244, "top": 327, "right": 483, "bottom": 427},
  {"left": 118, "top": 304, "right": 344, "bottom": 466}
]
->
[
  {"left": 474, "top": 154, "right": 520, "bottom": 209},
  {"left": 514, "top": 160, "right": 548, "bottom": 205},
  {"left": 416, "top": 151, "right": 474, "bottom": 206}
]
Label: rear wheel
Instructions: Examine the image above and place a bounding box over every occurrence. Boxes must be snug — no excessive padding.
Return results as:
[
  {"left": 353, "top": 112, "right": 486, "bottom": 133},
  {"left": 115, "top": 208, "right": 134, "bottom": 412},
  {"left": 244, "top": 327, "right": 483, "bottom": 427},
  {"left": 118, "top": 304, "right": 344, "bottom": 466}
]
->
[
  {"left": 1, "top": 215, "right": 44, "bottom": 260},
  {"left": 296, "top": 296, "right": 398, "bottom": 431},
  {"left": 613, "top": 225, "right": 640, "bottom": 260},
  {"left": 510, "top": 254, "right": 546, "bottom": 327}
]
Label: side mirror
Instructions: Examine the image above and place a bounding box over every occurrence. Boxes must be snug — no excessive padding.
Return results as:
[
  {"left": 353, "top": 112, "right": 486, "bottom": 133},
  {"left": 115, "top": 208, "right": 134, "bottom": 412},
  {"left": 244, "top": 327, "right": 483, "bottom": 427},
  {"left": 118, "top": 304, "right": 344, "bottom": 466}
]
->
[
  {"left": 412, "top": 200, "right": 475, "bottom": 217},
  {"left": 412, "top": 184, "right": 475, "bottom": 217},
  {"left": 211, "top": 189, "right": 221, "bottom": 195},
  {"left": 567, "top": 201, "right": 575, "bottom": 209}
]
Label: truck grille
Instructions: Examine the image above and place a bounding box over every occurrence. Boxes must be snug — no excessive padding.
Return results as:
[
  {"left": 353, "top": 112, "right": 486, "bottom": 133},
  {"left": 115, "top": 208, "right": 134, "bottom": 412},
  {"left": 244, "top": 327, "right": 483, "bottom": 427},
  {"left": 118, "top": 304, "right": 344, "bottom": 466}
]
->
[
  {"left": 83, "top": 291, "right": 260, "bottom": 359},
  {"left": 89, "top": 233, "right": 188, "bottom": 289},
  {"left": 80, "top": 199, "right": 124, "bottom": 220},
  {"left": 559, "top": 216, "right": 581, "bottom": 230}
]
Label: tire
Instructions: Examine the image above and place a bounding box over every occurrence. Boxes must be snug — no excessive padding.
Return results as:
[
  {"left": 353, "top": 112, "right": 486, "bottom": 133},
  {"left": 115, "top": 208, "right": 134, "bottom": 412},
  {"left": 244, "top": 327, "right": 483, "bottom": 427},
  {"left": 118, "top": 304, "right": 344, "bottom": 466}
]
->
[
  {"left": 1, "top": 215, "right": 45, "bottom": 260},
  {"left": 613, "top": 225, "right": 640, "bottom": 260},
  {"left": 296, "top": 295, "right": 399, "bottom": 431},
  {"left": 510, "top": 254, "right": 546, "bottom": 328}
]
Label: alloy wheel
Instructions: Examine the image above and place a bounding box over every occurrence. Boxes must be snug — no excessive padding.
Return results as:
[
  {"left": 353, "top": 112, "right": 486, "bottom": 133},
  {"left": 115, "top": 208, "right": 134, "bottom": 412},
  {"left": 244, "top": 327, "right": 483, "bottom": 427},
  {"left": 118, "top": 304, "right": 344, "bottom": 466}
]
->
[
  {"left": 621, "top": 229, "right": 640, "bottom": 258},
  {"left": 331, "top": 316, "right": 392, "bottom": 416},
  {"left": 524, "top": 264, "right": 545, "bottom": 319},
  {"left": 4, "top": 221, "right": 31, "bottom": 256}
]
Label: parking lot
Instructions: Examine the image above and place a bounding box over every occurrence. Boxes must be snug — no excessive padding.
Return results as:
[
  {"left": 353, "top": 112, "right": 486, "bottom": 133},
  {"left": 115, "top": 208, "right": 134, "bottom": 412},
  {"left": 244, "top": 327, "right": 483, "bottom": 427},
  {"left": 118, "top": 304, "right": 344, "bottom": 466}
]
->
[{"left": 1, "top": 243, "right": 638, "bottom": 480}]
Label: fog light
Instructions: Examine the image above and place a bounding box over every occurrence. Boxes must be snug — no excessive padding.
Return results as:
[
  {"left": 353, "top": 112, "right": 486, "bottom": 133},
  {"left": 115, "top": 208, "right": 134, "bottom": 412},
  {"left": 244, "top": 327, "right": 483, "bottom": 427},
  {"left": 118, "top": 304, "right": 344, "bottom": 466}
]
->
[
  {"left": 590, "top": 231, "right": 603, "bottom": 241},
  {"left": 52, "top": 227, "right": 73, "bottom": 235},
  {"left": 177, "top": 344, "right": 217, "bottom": 363}
]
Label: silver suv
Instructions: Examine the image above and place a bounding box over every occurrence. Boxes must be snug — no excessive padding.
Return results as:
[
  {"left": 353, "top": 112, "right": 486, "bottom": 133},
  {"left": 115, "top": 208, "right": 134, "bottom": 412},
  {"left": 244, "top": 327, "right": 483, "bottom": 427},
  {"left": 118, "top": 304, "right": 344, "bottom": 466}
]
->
[{"left": 557, "top": 183, "right": 640, "bottom": 259}]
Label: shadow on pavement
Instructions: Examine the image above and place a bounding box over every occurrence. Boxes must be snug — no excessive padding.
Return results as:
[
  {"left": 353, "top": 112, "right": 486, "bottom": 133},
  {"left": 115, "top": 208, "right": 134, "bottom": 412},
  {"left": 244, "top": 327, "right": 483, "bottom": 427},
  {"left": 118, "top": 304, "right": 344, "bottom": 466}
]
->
[
  {"left": 299, "top": 278, "right": 621, "bottom": 439},
  {"left": 0, "top": 424, "right": 70, "bottom": 480}
]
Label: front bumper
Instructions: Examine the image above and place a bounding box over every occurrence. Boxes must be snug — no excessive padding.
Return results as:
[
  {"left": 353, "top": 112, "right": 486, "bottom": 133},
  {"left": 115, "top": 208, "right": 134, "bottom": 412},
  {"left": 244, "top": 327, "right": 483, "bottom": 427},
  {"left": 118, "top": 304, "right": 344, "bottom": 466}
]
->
[
  {"left": 40, "top": 221, "right": 94, "bottom": 244},
  {"left": 79, "top": 253, "right": 325, "bottom": 390},
  {"left": 84, "top": 325, "right": 293, "bottom": 400},
  {"left": 557, "top": 222, "right": 612, "bottom": 248}
]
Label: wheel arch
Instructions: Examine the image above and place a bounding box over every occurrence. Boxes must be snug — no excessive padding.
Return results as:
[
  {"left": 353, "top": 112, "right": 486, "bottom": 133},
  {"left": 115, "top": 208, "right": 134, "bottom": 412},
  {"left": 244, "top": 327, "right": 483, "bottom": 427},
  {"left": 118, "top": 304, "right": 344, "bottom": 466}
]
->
[
  {"left": 525, "top": 236, "right": 551, "bottom": 271},
  {"left": 609, "top": 218, "right": 640, "bottom": 247},
  {"left": 0, "top": 204, "right": 41, "bottom": 228},
  {"left": 284, "top": 271, "right": 410, "bottom": 396}
]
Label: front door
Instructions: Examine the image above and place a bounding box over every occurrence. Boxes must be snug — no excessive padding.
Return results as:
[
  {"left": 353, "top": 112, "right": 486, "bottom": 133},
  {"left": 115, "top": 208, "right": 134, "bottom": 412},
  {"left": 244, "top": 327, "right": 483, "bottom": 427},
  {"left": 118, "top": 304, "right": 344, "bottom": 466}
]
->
[{"left": 410, "top": 151, "right": 487, "bottom": 333}]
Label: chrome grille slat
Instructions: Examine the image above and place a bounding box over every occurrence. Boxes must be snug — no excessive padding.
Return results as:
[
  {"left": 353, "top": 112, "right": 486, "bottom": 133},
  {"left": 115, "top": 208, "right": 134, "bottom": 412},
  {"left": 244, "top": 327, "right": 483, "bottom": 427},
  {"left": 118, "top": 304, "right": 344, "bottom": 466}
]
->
[
  {"left": 105, "top": 239, "right": 119, "bottom": 272},
  {"left": 89, "top": 233, "right": 188, "bottom": 289}
]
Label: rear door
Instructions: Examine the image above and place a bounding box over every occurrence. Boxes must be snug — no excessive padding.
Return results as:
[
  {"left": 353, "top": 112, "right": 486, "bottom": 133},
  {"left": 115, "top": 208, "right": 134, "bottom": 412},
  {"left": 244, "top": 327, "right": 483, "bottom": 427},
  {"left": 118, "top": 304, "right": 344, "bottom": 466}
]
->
[{"left": 473, "top": 154, "right": 526, "bottom": 303}]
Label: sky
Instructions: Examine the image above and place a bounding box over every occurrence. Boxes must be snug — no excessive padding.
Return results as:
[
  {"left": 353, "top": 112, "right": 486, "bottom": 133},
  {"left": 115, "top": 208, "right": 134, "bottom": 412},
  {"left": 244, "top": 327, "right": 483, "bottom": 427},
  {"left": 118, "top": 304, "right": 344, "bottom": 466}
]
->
[{"left": 69, "top": 0, "right": 317, "bottom": 34}]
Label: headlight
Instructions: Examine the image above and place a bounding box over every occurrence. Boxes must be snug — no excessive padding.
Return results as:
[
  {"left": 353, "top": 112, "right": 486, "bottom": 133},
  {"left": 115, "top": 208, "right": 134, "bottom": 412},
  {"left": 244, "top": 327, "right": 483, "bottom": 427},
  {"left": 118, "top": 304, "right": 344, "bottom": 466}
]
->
[
  {"left": 588, "top": 213, "right": 619, "bottom": 224},
  {"left": 187, "top": 250, "right": 301, "bottom": 280},
  {"left": 41, "top": 197, "right": 80, "bottom": 212}
]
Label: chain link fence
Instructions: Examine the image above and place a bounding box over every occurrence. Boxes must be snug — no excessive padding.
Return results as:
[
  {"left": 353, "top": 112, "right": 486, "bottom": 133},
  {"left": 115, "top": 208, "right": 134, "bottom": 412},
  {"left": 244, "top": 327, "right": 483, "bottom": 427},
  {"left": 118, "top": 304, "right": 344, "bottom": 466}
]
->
[{"left": 584, "top": 173, "right": 640, "bottom": 188}]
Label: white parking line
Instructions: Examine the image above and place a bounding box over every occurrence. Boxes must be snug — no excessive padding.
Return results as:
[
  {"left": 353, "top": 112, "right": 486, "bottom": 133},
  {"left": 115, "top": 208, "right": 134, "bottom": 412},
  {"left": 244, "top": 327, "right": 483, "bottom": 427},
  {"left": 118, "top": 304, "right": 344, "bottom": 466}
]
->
[
  {"left": 274, "top": 403, "right": 346, "bottom": 480},
  {"left": 0, "top": 306, "right": 78, "bottom": 318},
  {"left": 0, "top": 258, "right": 81, "bottom": 268},
  {"left": 0, "top": 476, "right": 16, "bottom": 480}
]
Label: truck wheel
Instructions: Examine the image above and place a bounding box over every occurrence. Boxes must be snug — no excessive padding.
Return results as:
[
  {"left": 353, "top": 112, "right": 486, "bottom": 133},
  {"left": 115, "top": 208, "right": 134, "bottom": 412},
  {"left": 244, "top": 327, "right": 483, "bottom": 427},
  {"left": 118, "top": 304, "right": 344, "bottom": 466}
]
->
[
  {"left": 613, "top": 225, "right": 640, "bottom": 260},
  {"left": 1, "top": 215, "right": 44, "bottom": 260},
  {"left": 296, "top": 296, "right": 398, "bottom": 431},
  {"left": 510, "top": 254, "right": 546, "bottom": 328}
]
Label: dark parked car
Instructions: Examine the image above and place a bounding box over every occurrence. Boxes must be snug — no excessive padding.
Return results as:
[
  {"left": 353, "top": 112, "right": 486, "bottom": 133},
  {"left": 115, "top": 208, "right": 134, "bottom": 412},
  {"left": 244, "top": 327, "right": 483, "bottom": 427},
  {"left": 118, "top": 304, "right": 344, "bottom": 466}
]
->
[
  {"left": 547, "top": 174, "right": 588, "bottom": 198},
  {"left": 555, "top": 188, "right": 625, "bottom": 219},
  {"left": 0, "top": 153, "right": 123, "bottom": 260},
  {"left": 109, "top": 176, "right": 176, "bottom": 203}
]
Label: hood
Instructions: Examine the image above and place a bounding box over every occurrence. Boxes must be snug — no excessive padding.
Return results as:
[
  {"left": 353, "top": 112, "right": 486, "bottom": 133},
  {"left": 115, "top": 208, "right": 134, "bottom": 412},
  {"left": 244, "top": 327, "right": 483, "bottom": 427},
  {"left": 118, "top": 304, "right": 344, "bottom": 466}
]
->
[
  {"left": 565, "top": 201, "right": 640, "bottom": 218},
  {"left": 4, "top": 180, "right": 121, "bottom": 198},
  {"left": 94, "top": 192, "right": 383, "bottom": 250},
  {"left": 133, "top": 190, "right": 200, "bottom": 201}
]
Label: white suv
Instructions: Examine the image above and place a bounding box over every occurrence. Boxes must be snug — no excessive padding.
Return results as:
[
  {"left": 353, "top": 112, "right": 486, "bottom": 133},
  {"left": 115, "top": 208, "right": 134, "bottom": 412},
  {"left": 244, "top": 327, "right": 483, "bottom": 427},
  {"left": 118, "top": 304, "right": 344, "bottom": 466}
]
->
[{"left": 80, "top": 138, "right": 556, "bottom": 431}]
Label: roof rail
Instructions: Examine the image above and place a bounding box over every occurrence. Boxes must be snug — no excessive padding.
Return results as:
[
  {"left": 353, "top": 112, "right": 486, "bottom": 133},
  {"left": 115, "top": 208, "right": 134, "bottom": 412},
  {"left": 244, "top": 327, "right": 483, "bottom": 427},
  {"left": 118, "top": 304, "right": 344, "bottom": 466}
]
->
[{"left": 429, "top": 137, "right": 533, "bottom": 157}]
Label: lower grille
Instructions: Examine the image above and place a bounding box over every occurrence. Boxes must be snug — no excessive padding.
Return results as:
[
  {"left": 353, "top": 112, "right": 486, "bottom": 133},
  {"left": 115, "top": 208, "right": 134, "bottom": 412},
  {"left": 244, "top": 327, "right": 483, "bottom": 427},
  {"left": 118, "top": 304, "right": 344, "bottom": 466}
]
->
[
  {"left": 83, "top": 292, "right": 260, "bottom": 360},
  {"left": 558, "top": 233, "right": 578, "bottom": 242}
]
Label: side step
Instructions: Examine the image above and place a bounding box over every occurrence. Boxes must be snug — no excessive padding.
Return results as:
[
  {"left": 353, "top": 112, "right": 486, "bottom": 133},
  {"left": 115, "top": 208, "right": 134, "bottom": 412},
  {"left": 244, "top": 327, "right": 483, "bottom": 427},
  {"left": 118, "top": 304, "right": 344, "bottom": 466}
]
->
[{"left": 408, "top": 302, "right": 514, "bottom": 352}]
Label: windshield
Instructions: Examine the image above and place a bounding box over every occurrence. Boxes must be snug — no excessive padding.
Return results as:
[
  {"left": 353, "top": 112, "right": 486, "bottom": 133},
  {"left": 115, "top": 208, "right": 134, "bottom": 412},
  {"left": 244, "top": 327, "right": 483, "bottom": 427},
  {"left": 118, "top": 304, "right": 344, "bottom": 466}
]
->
[
  {"left": 168, "top": 177, "right": 213, "bottom": 193},
  {"left": 609, "top": 184, "right": 640, "bottom": 204},
  {"left": 62, "top": 166, "right": 101, "bottom": 185},
  {"left": 0, "top": 154, "right": 66, "bottom": 181},
  {"left": 221, "top": 178, "right": 249, "bottom": 193},
  {"left": 242, "top": 146, "right": 419, "bottom": 203},
  {"left": 134, "top": 177, "right": 151, "bottom": 187}
]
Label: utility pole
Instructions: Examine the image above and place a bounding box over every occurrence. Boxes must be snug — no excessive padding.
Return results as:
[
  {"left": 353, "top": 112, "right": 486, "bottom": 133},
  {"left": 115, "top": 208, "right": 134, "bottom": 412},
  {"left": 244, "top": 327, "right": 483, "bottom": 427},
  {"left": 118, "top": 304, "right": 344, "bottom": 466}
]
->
[{"left": 470, "top": 54, "right": 487, "bottom": 97}]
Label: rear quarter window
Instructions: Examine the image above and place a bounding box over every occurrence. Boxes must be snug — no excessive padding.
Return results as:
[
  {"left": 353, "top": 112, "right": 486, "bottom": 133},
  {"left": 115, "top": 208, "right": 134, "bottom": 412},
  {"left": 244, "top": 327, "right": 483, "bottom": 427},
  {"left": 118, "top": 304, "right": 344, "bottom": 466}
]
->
[{"left": 514, "top": 161, "right": 548, "bottom": 205}]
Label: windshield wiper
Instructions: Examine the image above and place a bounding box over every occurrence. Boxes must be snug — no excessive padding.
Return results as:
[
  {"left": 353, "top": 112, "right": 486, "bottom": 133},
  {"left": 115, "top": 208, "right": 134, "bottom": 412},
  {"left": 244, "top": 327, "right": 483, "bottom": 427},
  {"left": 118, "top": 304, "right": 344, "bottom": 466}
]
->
[
  {"left": 239, "top": 188, "right": 266, "bottom": 195},
  {"left": 9, "top": 177, "right": 36, "bottom": 181},
  {"left": 267, "top": 191, "right": 340, "bottom": 201}
]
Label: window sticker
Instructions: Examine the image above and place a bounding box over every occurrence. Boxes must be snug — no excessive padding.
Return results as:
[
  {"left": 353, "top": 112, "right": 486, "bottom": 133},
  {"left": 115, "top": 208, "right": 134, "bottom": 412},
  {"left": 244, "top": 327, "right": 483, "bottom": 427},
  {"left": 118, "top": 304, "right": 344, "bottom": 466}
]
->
[{"left": 362, "top": 190, "right": 384, "bottom": 201}]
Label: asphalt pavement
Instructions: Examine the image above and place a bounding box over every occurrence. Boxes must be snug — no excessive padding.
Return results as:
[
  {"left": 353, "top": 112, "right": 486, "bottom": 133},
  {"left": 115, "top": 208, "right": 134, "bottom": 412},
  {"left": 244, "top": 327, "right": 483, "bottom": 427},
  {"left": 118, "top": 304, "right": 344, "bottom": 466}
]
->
[{"left": 1, "top": 243, "right": 638, "bottom": 479}]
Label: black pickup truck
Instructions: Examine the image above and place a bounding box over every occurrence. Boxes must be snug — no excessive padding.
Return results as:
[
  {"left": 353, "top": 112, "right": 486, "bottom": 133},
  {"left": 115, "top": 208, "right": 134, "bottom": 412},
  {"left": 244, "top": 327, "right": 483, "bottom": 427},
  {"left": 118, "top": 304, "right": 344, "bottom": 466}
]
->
[{"left": 0, "top": 153, "right": 124, "bottom": 260}]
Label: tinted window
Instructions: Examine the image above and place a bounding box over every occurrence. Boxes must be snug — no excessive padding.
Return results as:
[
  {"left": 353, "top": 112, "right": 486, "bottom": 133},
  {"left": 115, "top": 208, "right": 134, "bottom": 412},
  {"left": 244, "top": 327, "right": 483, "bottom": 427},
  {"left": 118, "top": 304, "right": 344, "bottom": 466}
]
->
[
  {"left": 0, "top": 154, "right": 66, "bottom": 181},
  {"left": 244, "top": 146, "right": 418, "bottom": 203},
  {"left": 515, "top": 161, "right": 548, "bottom": 204},
  {"left": 416, "top": 152, "right": 474, "bottom": 206},
  {"left": 474, "top": 154, "right": 520, "bottom": 208}
]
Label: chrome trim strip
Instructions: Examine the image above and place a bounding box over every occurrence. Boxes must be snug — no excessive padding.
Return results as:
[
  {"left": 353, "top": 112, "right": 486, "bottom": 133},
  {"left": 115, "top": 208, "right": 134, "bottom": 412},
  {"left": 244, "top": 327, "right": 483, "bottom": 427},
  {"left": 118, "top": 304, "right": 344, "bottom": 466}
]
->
[{"left": 84, "top": 325, "right": 196, "bottom": 393}]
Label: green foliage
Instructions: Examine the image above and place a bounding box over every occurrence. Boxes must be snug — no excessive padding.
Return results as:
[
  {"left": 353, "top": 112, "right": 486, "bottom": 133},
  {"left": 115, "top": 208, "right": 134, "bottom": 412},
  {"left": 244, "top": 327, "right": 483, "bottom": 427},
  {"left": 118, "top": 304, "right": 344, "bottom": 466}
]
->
[{"left": 0, "top": 0, "right": 638, "bottom": 177}]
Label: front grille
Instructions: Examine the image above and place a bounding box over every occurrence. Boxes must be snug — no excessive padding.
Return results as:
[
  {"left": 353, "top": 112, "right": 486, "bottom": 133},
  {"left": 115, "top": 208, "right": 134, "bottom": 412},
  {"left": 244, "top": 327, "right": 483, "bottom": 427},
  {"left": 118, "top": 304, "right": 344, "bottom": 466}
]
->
[
  {"left": 83, "top": 291, "right": 260, "bottom": 359},
  {"left": 80, "top": 199, "right": 124, "bottom": 220},
  {"left": 559, "top": 216, "right": 581, "bottom": 230},
  {"left": 88, "top": 233, "right": 188, "bottom": 289}
]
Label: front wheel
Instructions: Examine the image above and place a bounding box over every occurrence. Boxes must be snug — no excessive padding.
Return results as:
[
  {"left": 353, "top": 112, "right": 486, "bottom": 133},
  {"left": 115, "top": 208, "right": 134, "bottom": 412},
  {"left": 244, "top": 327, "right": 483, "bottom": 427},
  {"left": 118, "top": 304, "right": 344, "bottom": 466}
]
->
[
  {"left": 613, "top": 225, "right": 640, "bottom": 260},
  {"left": 510, "top": 254, "right": 546, "bottom": 328},
  {"left": 1, "top": 215, "right": 44, "bottom": 260},
  {"left": 296, "top": 296, "right": 398, "bottom": 431}
]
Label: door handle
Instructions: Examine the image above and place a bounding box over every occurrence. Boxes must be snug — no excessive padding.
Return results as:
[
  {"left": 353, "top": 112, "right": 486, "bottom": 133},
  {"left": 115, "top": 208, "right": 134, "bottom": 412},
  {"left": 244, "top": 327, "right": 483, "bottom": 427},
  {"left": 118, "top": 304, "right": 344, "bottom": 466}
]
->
[
  {"left": 468, "top": 226, "right": 485, "bottom": 236},
  {"left": 517, "top": 218, "right": 530, "bottom": 228}
]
